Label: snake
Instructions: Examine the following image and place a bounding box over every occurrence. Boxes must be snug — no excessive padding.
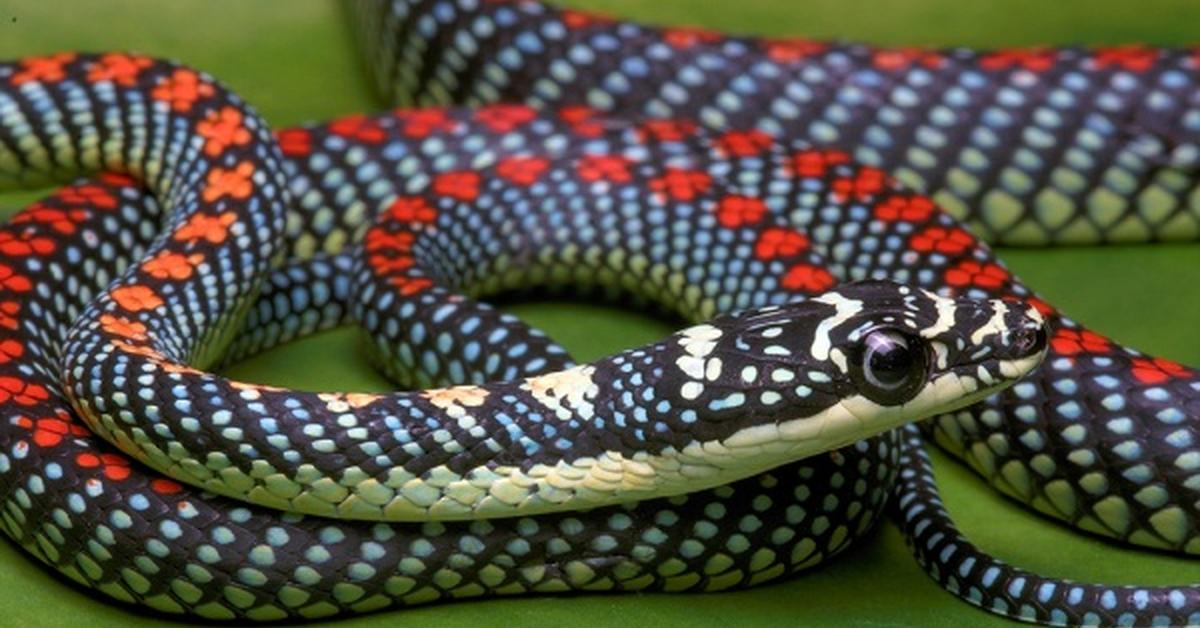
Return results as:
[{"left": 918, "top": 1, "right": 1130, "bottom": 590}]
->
[
  {"left": 0, "top": 0, "right": 1197, "bottom": 625},
  {"left": 352, "top": 0, "right": 1200, "bottom": 611},
  {"left": 0, "top": 51, "right": 1048, "bottom": 622}
]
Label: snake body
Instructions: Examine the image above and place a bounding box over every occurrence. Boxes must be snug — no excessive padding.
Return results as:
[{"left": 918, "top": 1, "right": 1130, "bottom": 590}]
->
[
  {"left": 353, "top": 0, "right": 1200, "bottom": 593},
  {"left": 354, "top": 0, "right": 1200, "bottom": 247},
  {"left": 0, "top": 1, "right": 1198, "bottom": 625}
]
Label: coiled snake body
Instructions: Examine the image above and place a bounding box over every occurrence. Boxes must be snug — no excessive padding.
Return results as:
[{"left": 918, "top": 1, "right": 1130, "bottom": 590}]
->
[{"left": 0, "top": 0, "right": 1197, "bottom": 625}]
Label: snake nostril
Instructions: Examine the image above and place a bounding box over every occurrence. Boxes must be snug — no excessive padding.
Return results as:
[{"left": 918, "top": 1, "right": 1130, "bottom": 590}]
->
[{"left": 1012, "top": 324, "right": 1047, "bottom": 356}]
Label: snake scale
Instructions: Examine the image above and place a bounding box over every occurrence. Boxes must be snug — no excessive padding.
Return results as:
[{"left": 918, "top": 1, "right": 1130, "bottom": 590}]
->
[{"left": 0, "top": 0, "right": 1196, "bottom": 624}]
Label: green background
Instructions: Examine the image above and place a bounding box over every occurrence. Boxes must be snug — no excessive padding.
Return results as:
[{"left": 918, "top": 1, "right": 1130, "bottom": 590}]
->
[{"left": 1, "top": 1, "right": 1199, "bottom": 626}]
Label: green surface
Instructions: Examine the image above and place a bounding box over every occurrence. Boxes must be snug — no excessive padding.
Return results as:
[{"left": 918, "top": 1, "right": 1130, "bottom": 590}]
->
[{"left": 1, "top": 1, "right": 1199, "bottom": 626}]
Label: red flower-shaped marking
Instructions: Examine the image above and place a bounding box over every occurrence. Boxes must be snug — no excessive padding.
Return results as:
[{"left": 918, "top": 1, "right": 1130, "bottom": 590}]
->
[
  {"left": 979, "top": 48, "right": 1057, "bottom": 73},
  {"left": 637, "top": 119, "right": 698, "bottom": 143},
  {"left": 99, "top": 314, "right": 148, "bottom": 340},
  {"left": 497, "top": 156, "right": 549, "bottom": 186},
  {"left": 0, "top": 377, "right": 49, "bottom": 406},
  {"left": 0, "top": 301, "right": 19, "bottom": 330},
  {"left": 792, "top": 149, "right": 850, "bottom": 178},
  {"left": 559, "top": 106, "right": 606, "bottom": 138},
  {"left": 15, "top": 413, "right": 88, "bottom": 448},
  {"left": 100, "top": 173, "right": 135, "bottom": 188},
  {"left": 329, "top": 114, "right": 386, "bottom": 143},
  {"left": 75, "top": 452, "right": 131, "bottom": 481},
  {"left": 649, "top": 168, "right": 712, "bottom": 202},
  {"left": 365, "top": 225, "right": 417, "bottom": 274},
  {"left": 874, "top": 194, "right": 936, "bottom": 223},
  {"left": 782, "top": 263, "right": 835, "bottom": 292},
  {"left": 110, "top": 284, "right": 163, "bottom": 312},
  {"left": 714, "top": 195, "right": 767, "bottom": 228},
  {"left": 87, "top": 53, "right": 152, "bottom": 86},
  {"left": 663, "top": 27, "right": 721, "bottom": 49},
  {"left": 202, "top": 162, "right": 255, "bottom": 203},
  {"left": 365, "top": 229, "right": 416, "bottom": 254},
  {"left": 764, "top": 39, "right": 826, "bottom": 63},
  {"left": 174, "top": 211, "right": 238, "bottom": 245},
  {"left": 944, "top": 260, "right": 1009, "bottom": 290},
  {"left": 390, "top": 275, "right": 434, "bottom": 296},
  {"left": 755, "top": 227, "right": 810, "bottom": 260},
  {"left": 908, "top": 226, "right": 975, "bottom": 254},
  {"left": 386, "top": 197, "right": 438, "bottom": 224},
  {"left": 833, "top": 167, "right": 887, "bottom": 202},
  {"left": 57, "top": 184, "right": 118, "bottom": 209},
  {"left": 432, "top": 171, "right": 481, "bottom": 201},
  {"left": 397, "top": 108, "right": 458, "bottom": 138},
  {"left": 370, "top": 253, "right": 415, "bottom": 274},
  {"left": 715, "top": 129, "right": 775, "bottom": 157},
  {"left": 561, "top": 9, "right": 612, "bottom": 29},
  {"left": 577, "top": 154, "right": 633, "bottom": 183},
  {"left": 0, "top": 339, "right": 23, "bottom": 364},
  {"left": 1131, "top": 357, "right": 1190, "bottom": 385},
  {"left": 10, "top": 52, "right": 76, "bottom": 86},
  {"left": 1091, "top": 45, "right": 1159, "bottom": 72},
  {"left": 142, "top": 251, "right": 205, "bottom": 280},
  {"left": 0, "top": 229, "right": 55, "bottom": 257},
  {"left": 197, "top": 106, "right": 251, "bottom": 157},
  {"left": 151, "top": 478, "right": 184, "bottom": 495},
  {"left": 0, "top": 265, "right": 32, "bottom": 293},
  {"left": 12, "top": 206, "right": 91, "bottom": 235},
  {"left": 151, "top": 68, "right": 216, "bottom": 113},
  {"left": 276, "top": 128, "right": 313, "bottom": 157},
  {"left": 1051, "top": 328, "right": 1111, "bottom": 356},
  {"left": 476, "top": 104, "right": 536, "bottom": 132},
  {"left": 872, "top": 48, "right": 945, "bottom": 71}
]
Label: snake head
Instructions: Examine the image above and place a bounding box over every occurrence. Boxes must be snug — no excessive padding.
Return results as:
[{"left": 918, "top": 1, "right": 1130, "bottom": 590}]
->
[{"left": 664, "top": 280, "right": 1047, "bottom": 460}]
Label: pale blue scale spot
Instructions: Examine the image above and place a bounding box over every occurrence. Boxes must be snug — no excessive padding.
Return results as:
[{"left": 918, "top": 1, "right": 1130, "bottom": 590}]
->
[
  {"left": 957, "top": 556, "right": 976, "bottom": 578},
  {"left": 293, "top": 565, "right": 322, "bottom": 586},
  {"left": 506, "top": 538, "right": 531, "bottom": 556},
  {"left": 238, "top": 567, "right": 268, "bottom": 587},
  {"left": 679, "top": 539, "right": 705, "bottom": 559},
  {"left": 1166, "top": 429, "right": 1193, "bottom": 448},
  {"left": 1144, "top": 387, "right": 1170, "bottom": 402},
  {"left": 693, "top": 521, "right": 718, "bottom": 540},
  {"left": 1055, "top": 401, "right": 1082, "bottom": 420},
  {"left": 981, "top": 566, "right": 1001, "bottom": 587},
  {"left": 1012, "top": 382, "right": 1037, "bottom": 399},
  {"left": 266, "top": 526, "right": 289, "bottom": 547},
  {"left": 1101, "top": 393, "right": 1125, "bottom": 411},
  {"left": 305, "top": 546, "right": 331, "bottom": 564},
  {"left": 196, "top": 544, "right": 222, "bottom": 565},
  {"left": 410, "top": 538, "right": 435, "bottom": 558},
  {"left": 1156, "top": 407, "right": 1185, "bottom": 424},
  {"left": 1113, "top": 440, "right": 1143, "bottom": 460}
]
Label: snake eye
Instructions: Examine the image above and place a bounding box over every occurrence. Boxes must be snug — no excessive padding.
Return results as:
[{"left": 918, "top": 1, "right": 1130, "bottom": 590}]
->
[{"left": 849, "top": 328, "right": 929, "bottom": 406}]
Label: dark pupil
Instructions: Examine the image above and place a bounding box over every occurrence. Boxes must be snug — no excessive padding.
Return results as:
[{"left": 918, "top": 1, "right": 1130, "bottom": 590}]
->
[{"left": 863, "top": 331, "right": 914, "bottom": 390}]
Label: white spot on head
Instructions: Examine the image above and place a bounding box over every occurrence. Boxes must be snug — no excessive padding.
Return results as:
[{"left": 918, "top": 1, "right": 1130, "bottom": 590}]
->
[
  {"left": 811, "top": 293, "right": 864, "bottom": 361},
  {"left": 680, "top": 381, "right": 704, "bottom": 400},
  {"left": 971, "top": 301, "right": 1009, "bottom": 345}
]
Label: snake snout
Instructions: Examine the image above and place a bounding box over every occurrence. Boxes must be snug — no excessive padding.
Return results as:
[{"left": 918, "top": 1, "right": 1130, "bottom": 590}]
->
[
  {"left": 1010, "top": 321, "right": 1047, "bottom": 358},
  {"left": 996, "top": 306, "right": 1048, "bottom": 361}
]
